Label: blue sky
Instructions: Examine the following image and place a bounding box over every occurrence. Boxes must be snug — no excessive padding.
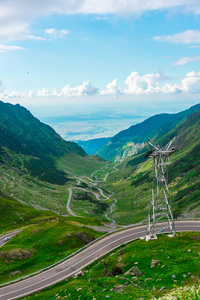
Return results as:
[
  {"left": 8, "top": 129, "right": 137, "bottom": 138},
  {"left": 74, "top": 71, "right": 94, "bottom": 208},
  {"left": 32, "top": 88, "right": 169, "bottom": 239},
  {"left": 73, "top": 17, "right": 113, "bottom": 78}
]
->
[{"left": 1, "top": 1, "right": 200, "bottom": 139}]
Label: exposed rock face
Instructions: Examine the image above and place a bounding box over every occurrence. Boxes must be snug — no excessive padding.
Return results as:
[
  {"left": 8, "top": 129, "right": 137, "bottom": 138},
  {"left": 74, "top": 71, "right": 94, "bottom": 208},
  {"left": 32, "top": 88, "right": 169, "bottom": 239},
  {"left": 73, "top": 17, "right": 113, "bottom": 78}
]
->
[
  {"left": 124, "top": 266, "right": 142, "bottom": 277},
  {"left": 0, "top": 249, "right": 34, "bottom": 261},
  {"left": 76, "top": 232, "right": 94, "bottom": 243},
  {"left": 151, "top": 259, "right": 160, "bottom": 268},
  {"left": 103, "top": 261, "right": 124, "bottom": 277}
]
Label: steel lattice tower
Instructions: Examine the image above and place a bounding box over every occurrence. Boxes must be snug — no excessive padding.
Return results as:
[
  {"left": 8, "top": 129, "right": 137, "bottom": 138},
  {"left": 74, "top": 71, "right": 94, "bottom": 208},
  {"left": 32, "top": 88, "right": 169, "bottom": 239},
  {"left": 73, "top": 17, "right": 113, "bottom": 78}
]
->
[{"left": 145, "top": 137, "right": 178, "bottom": 241}]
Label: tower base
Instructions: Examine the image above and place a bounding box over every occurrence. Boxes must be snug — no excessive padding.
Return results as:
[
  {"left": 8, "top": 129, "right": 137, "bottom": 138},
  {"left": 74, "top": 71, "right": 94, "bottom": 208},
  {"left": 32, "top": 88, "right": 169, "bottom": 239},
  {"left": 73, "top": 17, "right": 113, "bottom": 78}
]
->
[{"left": 145, "top": 234, "right": 157, "bottom": 242}]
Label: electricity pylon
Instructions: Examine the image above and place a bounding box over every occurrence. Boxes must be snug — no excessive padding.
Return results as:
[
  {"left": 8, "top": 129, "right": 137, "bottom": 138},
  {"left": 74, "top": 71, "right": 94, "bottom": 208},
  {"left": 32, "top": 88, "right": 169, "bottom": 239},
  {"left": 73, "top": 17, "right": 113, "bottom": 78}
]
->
[{"left": 145, "top": 137, "right": 178, "bottom": 241}]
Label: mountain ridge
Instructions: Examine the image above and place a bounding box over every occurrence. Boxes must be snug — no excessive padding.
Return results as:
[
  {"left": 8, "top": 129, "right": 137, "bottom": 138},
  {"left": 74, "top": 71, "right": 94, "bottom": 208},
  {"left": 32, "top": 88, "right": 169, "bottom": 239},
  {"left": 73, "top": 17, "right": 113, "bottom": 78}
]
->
[{"left": 97, "top": 103, "right": 200, "bottom": 161}]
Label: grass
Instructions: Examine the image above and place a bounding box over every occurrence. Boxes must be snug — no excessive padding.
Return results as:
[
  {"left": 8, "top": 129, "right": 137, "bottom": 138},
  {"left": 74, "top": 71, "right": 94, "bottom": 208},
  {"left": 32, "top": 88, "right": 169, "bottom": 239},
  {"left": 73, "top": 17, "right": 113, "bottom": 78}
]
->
[
  {"left": 21, "top": 231, "right": 200, "bottom": 300},
  {"left": 56, "top": 153, "right": 106, "bottom": 177},
  {"left": 71, "top": 189, "right": 109, "bottom": 219},
  {"left": 0, "top": 217, "right": 104, "bottom": 284}
]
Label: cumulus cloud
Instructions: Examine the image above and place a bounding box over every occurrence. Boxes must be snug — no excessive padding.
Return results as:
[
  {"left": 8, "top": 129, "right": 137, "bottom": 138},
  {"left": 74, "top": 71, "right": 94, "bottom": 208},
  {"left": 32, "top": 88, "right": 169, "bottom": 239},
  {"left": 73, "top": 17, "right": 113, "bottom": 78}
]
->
[
  {"left": 124, "top": 71, "right": 200, "bottom": 94},
  {"left": 100, "top": 79, "right": 121, "bottom": 96},
  {"left": 181, "top": 71, "right": 200, "bottom": 93},
  {"left": 45, "top": 28, "right": 69, "bottom": 38},
  {"left": 3, "top": 71, "right": 200, "bottom": 100},
  {"left": 60, "top": 81, "right": 98, "bottom": 96},
  {"left": 173, "top": 56, "right": 200, "bottom": 65},
  {"left": 154, "top": 30, "right": 200, "bottom": 44},
  {"left": 124, "top": 71, "right": 170, "bottom": 95}
]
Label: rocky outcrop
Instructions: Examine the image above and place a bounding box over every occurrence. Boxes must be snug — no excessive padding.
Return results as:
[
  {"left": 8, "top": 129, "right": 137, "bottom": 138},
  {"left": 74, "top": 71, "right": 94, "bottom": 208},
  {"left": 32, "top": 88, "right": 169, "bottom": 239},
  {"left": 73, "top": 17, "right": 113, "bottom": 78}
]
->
[
  {"left": 0, "top": 248, "right": 34, "bottom": 261},
  {"left": 124, "top": 266, "right": 142, "bottom": 277}
]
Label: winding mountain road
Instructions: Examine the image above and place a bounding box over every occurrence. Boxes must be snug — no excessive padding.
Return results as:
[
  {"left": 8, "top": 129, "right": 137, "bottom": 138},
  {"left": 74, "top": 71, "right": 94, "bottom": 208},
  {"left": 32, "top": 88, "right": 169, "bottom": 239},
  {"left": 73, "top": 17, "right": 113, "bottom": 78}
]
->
[
  {"left": 66, "top": 161, "right": 123, "bottom": 221},
  {"left": 0, "top": 220, "right": 199, "bottom": 300},
  {"left": 0, "top": 230, "right": 22, "bottom": 248}
]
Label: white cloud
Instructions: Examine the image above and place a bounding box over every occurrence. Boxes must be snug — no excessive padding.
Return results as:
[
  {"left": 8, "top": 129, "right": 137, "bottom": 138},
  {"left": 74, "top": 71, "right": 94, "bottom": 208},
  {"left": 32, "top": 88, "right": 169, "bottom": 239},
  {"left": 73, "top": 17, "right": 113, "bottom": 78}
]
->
[
  {"left": 0, "top": 22, "right": 47, "bottom": 43},
  {"left": 124, "top": 71, "right": 200, "bottom": 94},
  {"left": 0, "top": 44, "right": 24, "bottom": 52},
  {"left": 45, "top": 28, "right": 69, "bottom": 38},
  {"left": 0, "top": 1, "right": 200, "bottom": 46},
  {"left": 60, "top": 81, "right": 98, "bottom": 96},
  {"left": 181, "top": 71, "right": 200, "bottom": 93},
  {"left": 173, "top": 56, "right": 200, "bottom": 65},
  {"left": 154, "top": 30, "right": 200, "bottom": 44},
  {"left": 37, "top": 88, "right": 51, "bottom": 97},
  {"left": 124, "top": 71, "right": 168, "bottom": 95},
  {"left": 3, "top": 71, "right": 200, "bottom": 99},
  {"left": 100, "top": 79, "right": 120, "bottom": 96},
  {"left": 1, "top": 1, "right": 200, "bottom": 25}
]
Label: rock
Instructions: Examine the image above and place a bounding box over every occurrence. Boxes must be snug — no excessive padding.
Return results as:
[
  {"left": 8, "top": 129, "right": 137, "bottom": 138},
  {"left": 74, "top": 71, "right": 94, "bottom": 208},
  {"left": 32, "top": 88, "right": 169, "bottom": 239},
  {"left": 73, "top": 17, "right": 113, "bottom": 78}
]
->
[
  {"left": 103, "top": 289, "right": 108, "bottom": 292},
  {"left": 183, "top": 274, "right": 187, "bottom": 278},
  {"left": 118, "top": 277, "right": 127, "bottom": 280},
  {"left": 77, "top": 288, "right": 82, "bottom": 292},
  {"left": 110, "top": 288, "right": 114, "bottom": 291},
  {"left": 187, "top": 272, "right": 191, "bottom": 276},
  {"left": 152, "top": 286, "right": 156, "bottom": 291},
  {"left": 172, "top": 274, "right": 176, "bottom": 278},
  {"left": 88, "top": 277, "right": 93, "bottom": 282},
  {"left": 10, "top": 270, "right": 21, "bottom": 276},
  {"left": 105, "top": 296, "right": 110, "bottom": 298},
  {"left": 113, "top": 284, "right": 126, "bottom": 292},
  {"left": 103, "top": 261, "right": 124, "bottom": 277},
  {"left": 75, "top": 271, "right": 83, "bottom": 277},
  {"left": 151, "top": 259, "right": 160, "bottom": 268},
  {"left": 132, "top": 276, "right": 137, "bottom": 281},
  {"left": 159, "top": 287, "right": 165, "bottom": 292},
  {"left": 187, "top": 249, "right": 191, "bottom": 252},
  {"left": 134, "top": 262, "right": 139, "bottom": 265},
  {"left": 0, "top": 249, "right": 34, "bottom": 261},
  {"left": 145, "top": 278, "right": 152, "bottom": 281},
  {"left": 124, "top": 266, "right": 142, "bottom": 276}
]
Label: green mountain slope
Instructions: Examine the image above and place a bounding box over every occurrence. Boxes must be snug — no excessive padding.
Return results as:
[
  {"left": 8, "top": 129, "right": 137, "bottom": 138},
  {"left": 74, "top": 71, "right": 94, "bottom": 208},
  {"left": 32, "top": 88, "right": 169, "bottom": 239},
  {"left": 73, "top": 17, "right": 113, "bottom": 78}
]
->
[
  {"left": 97, "top": 103, "right": 200, "bottom": 161},
  {"left": 101, "top": 108, "right": 200, "bottom": 224},
  {"left": 0, "top": 101, "right": 87, "bottom": 184},
  {"left": 0, "top": 101, "right": 105, "bottom": 212},
  {"left": 77, "top": 137, "right": 111, "bottom": 155}
]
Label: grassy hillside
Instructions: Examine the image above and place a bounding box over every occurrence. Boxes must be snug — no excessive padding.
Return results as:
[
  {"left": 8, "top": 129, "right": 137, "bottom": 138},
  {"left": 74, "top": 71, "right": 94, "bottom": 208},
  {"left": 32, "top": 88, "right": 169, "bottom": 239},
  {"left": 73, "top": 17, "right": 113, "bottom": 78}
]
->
[
  {"left": 99, "top": 108, "right": 200, "bottom": 225},
  {"left": 0, "top": 101, "right": 106, "bottom": 212},
  {"left": 0, "top": 193, "right": 104, "bottom": 284},
  {"left": 21, "top": 231, "right": 200, "bottom": 300},
  {"left": 0, "top": 101, "right": 87, "bottom": 185},
  {"left": 97, "top": 103, "right": 200, "bottom": 162}
]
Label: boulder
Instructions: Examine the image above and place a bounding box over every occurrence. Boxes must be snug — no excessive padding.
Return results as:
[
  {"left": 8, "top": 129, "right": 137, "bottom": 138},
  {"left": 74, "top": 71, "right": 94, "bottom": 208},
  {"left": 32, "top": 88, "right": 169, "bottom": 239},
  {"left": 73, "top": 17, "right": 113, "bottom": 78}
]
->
[
  {"left": 125, "top": 266, "right": 142, "bottom": 277},
  {"left": 151, "top": 259, "right": 160, "bottom": 268}
]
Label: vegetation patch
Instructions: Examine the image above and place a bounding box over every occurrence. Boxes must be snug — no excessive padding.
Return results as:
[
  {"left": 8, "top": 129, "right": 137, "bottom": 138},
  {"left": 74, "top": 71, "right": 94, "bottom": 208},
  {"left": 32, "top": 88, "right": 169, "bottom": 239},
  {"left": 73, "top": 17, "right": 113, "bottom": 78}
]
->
[
  {"left": 0, "top": 218, "right": 103, "bottom": 284},
  {"left": 21, "top": 232, "right": 200, "bottom": 300}
]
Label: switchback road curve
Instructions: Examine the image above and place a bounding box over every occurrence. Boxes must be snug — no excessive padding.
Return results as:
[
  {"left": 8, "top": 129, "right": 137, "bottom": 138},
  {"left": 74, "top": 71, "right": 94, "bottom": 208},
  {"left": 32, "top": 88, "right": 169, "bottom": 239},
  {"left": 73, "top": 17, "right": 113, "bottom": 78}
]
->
[{"left": 0, "top": 220, "right": 199, "bottom": 300}]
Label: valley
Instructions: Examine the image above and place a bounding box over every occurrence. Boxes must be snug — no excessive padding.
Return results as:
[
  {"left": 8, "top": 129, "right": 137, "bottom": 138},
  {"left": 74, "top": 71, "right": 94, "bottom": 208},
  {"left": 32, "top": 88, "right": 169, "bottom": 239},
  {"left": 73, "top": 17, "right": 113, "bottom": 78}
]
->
[{"left": 0, "top": 100, "right": 200, "bottom": 299}]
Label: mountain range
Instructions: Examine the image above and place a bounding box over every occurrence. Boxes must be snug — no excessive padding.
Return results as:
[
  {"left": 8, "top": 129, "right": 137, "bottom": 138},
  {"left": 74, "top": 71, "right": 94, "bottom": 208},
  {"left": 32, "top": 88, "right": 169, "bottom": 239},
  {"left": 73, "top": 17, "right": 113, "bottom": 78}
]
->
[{"left": 78, "top": 103, "right": 200, "bottom": 162}]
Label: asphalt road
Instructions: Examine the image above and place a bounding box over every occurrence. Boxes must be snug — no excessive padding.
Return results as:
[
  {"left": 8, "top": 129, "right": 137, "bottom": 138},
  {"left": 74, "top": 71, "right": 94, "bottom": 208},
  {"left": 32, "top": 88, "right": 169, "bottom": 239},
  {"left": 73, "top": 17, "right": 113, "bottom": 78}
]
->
[
  {"left": 0, "top": 230, "right": 22, "bottom": 248},
  {"left": 0, "top": 220, "right": 199, "bottom": 300}
]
